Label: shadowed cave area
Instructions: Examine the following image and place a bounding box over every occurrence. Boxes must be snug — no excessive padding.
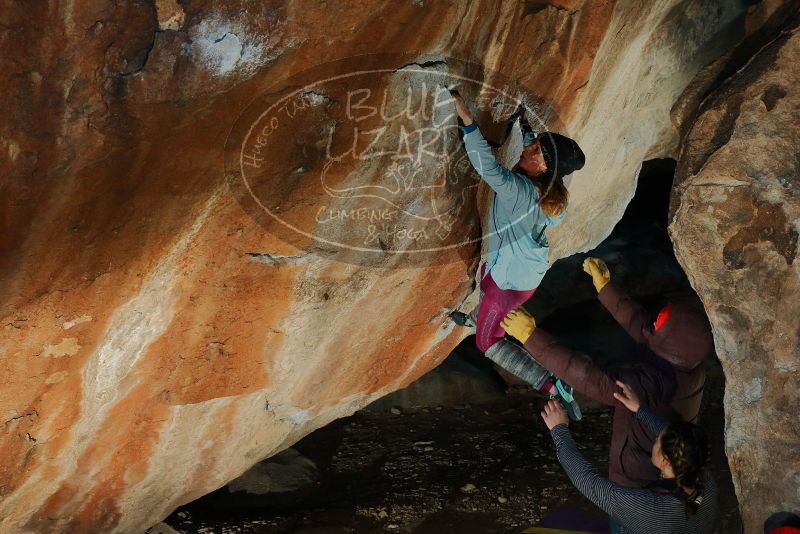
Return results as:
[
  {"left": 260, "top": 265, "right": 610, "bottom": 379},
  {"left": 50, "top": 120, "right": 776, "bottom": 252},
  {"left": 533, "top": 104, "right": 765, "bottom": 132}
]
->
[{"left": 162, "top": 160, "right": 741, "bottom": 533}]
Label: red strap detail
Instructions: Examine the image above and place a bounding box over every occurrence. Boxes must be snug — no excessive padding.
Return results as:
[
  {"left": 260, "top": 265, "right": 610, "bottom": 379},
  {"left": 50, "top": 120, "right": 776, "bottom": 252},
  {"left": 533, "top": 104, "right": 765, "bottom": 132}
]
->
[
  {"left": 769, "top": 527, "right": 800, "bottom": 534},
  {"left": 654, "top": 303, "right": 675, "bottom": 331}
]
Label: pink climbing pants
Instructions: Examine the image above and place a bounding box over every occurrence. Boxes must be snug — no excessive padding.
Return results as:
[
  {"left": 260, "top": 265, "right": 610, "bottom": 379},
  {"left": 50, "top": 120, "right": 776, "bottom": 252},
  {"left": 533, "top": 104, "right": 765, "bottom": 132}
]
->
[{"left": 475, "top": 265, "right": 536, "bottom": 353}]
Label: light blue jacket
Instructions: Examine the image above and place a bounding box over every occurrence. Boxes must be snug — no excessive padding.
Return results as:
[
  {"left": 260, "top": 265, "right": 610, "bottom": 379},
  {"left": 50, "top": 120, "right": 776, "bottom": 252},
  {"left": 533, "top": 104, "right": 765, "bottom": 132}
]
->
[{"left": 462, "top": 122, "right": 565, "bottom": 290}]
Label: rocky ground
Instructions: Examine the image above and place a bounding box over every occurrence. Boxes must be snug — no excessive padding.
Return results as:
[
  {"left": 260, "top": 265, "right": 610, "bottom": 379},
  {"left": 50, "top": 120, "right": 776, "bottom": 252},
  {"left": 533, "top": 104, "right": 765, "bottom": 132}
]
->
[
  {"left": 164, "top": 391, "right": 611, "bottom": 533},
  {"left": 161, "top": 356, "right": 740, "bottom": 534}
]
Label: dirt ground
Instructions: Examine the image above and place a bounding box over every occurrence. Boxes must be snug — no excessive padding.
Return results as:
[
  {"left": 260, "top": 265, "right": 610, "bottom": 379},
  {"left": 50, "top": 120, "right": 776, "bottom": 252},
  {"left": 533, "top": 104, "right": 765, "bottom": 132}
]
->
[{"left": 164, "top": 358, "right": 741, "bottom": 534}]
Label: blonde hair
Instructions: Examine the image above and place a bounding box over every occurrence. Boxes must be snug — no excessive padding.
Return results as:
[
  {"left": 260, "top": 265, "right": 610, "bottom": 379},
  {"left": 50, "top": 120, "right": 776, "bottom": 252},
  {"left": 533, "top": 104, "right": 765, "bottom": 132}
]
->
[{"left": 537, "top": 175, "right": 569, "bottom": 217}]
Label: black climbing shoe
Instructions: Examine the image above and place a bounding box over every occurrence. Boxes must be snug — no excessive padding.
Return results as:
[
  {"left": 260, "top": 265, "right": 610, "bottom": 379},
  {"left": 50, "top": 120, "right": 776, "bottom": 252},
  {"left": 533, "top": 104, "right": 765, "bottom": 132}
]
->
[{"left": 449, "top": 311, "right": 472, "bottom": 327}]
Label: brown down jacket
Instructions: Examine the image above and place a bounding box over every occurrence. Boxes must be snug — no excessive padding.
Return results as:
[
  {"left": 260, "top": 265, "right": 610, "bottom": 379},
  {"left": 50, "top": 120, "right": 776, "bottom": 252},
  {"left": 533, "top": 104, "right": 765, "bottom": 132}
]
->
[{"left": 524, "top": 282, "right": 713, "bottom": 487}]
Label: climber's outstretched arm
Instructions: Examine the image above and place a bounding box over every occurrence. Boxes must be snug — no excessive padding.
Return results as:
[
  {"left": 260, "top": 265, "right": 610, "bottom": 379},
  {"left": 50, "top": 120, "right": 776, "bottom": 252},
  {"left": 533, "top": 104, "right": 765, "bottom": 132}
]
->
[
  {"left": 502, "top": 309, "right": 617, "bottom": 405},
  {"left": 584, "top": 258, "right": 649, "bottom": 344},
  {"left": 524, "top": 327, "right": 618, "bottom": 405},
  {"left": 502, "top": 308, "right": 675, "bottom": 411},
  {"left": 450, "top": 91, "right": 535, "bottom": 204},
  {"left": 597, "top": 283, "right": 650, "bottom": 345}
]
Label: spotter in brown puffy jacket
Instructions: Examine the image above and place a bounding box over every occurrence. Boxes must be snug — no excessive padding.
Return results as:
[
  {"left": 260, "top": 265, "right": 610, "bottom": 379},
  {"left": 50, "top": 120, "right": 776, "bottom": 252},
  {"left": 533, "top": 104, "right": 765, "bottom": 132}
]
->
[{"left": 503, "top": 265, "right": 713, "bottom": 488}]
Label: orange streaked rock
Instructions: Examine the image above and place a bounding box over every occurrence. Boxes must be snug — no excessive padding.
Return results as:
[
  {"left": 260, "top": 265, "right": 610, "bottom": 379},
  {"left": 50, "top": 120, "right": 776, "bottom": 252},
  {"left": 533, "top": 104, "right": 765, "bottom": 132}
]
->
[{"left": 0, "top": 1, "right": 776, "bottom": 531}]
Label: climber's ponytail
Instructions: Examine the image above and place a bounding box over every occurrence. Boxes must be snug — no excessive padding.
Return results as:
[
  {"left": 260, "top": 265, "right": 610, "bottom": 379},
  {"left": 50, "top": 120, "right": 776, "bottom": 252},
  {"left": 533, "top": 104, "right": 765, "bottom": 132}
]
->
[
  {"left": 661, "top": 422, "right": 710, "bottom": 516},
  {"left": 535, "top": 131, "right": 583, "bottom": 217},
  {"left": 537, "top": 174, "right": 569, "bottom": 217}
]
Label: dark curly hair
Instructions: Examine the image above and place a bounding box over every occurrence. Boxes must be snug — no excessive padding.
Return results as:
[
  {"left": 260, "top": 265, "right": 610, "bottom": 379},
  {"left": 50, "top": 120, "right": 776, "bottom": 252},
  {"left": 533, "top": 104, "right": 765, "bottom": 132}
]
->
[{"left": 662, "top": 421, "right": 710, "bottom": 516}]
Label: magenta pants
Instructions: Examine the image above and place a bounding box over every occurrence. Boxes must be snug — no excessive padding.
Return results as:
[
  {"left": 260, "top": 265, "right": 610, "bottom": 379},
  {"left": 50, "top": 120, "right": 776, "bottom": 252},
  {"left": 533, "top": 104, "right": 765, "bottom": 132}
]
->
[{"left": 475, "top": 265, "right": 536, "bottom": 353}]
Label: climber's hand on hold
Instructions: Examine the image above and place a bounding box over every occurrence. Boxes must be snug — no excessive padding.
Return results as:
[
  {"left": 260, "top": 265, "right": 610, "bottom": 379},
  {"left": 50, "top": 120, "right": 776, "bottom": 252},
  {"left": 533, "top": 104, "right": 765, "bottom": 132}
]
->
[
  {"left": 541, "top": 399, "right": 569, "bottom": 430},
  {"left": 582, "top": 257, "right": 611, "bottom": 293},
  {"left": 449, "top": 90, "right": 474, "bottom": 126},
  {"left": 501, "top": 308, "right": 536, "bottom": 344}
]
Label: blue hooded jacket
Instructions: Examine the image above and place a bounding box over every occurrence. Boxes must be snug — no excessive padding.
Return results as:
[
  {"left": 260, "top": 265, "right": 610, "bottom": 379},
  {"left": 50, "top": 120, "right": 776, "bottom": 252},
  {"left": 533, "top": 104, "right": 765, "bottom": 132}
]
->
[{"left": 462, "top": 122, "right": 565, "bottom": 290}]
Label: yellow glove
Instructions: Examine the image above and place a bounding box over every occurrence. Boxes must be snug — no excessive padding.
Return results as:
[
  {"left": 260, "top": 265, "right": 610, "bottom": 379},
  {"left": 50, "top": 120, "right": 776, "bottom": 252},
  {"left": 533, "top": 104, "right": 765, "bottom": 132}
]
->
[
  {"left": 501, "top": 308, "right": 536, "bottom": 344},
  {"left": 583, "top": 257, "right": 611, "bottom": 293}
]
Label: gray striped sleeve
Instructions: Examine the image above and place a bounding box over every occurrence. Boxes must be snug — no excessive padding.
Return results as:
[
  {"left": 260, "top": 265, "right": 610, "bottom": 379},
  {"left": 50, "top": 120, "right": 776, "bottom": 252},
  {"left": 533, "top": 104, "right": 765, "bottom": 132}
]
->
[
  {"left": 550, "top": 424, "right": 684, "bottom": 534},
  {"left": 550, "top": 424, "right": 621, "bottom": 515},
  {"left": 636, "top": 406, "right": 669, "bottom": 436}
]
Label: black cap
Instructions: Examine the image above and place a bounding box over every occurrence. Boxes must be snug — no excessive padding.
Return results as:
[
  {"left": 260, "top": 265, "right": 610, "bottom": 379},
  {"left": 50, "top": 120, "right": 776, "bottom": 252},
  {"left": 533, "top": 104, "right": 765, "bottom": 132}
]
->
[{"left": 539, "top": 132, "right": 585, "bottom": 180}]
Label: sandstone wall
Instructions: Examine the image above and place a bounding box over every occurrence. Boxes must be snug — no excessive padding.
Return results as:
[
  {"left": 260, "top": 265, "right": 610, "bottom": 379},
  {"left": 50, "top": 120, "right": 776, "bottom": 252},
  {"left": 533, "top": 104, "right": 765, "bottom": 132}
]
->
[
  {"left": 671, "top": 14, "right": 800, "bottom": 533},
  {"left": 0, "top": 1, "right": 763, "bottom": 531}
]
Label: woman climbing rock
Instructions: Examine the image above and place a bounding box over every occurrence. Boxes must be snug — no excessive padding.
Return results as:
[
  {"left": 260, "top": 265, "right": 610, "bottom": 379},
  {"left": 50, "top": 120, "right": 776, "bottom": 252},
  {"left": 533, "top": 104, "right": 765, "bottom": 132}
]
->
[{"left": 448, "top": 90, "right": 585, "bottom": 418}]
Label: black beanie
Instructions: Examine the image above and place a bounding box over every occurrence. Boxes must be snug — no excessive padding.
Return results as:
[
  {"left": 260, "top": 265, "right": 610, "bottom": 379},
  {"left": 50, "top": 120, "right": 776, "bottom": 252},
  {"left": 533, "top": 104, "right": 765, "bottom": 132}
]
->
[{"left": 539, "top": 132, "right": 585, "bottom": 180}]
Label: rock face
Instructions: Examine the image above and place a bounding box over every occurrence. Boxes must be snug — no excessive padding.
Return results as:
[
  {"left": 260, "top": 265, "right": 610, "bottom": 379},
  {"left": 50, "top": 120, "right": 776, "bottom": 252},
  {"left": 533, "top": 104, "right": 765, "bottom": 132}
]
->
[
  {"left": 0, "top": 1, "right": 774, "bottom": 532},
  {"left": 670, "top": 16, "right": 800, "bottom": 533}
]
